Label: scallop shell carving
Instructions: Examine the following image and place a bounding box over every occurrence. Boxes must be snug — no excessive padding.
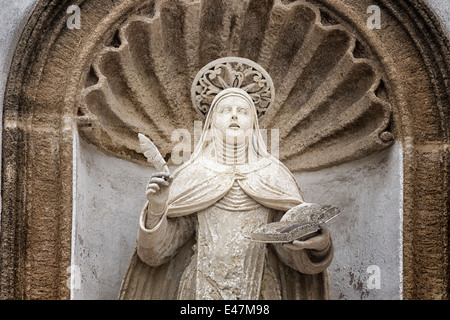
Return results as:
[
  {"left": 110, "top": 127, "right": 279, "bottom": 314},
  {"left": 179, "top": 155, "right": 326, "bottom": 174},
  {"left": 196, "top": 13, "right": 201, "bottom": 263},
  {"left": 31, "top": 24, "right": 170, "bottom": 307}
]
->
[{"left": 78, "top": 0, "right": 394, "bottom": 171}]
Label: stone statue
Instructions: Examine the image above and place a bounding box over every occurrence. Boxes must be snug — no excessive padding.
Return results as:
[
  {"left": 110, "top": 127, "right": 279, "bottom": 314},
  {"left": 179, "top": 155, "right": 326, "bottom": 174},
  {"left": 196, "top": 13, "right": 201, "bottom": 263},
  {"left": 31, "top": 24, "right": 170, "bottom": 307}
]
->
[{"left": 119, "top": 58, "right": 334, "bottom": 300}]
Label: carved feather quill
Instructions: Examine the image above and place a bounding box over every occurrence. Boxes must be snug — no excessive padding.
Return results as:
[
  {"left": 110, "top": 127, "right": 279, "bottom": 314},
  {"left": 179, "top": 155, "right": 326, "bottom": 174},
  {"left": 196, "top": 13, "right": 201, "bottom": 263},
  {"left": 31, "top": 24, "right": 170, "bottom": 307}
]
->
[{"left": 138, "top": 133, "right": 169, "bottom": 173}]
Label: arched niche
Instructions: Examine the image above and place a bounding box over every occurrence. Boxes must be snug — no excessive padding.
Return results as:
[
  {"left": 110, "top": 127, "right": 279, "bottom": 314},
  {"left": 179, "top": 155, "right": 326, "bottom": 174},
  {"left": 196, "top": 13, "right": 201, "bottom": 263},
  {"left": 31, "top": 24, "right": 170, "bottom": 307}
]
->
[{"left": 0, "top": 0, "right": 448, "bottom": 300}]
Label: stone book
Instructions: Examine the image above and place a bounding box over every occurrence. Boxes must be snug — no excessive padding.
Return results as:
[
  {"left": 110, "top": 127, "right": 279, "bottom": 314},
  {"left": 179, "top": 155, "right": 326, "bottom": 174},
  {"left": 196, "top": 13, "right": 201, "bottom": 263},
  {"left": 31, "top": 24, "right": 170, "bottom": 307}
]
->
[{"left": 250, "top": 203, "right": 340, "bottom": 243}]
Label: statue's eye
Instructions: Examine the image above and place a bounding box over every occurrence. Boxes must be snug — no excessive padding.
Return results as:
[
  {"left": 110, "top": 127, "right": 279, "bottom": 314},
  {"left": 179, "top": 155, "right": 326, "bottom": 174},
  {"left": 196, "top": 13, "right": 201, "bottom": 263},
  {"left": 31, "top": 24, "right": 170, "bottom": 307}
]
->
[
  {"left": 221, "top": 107, "right": 231, "bottom": 113},
  {"left": 238, "top": 108, "right": 248, "bottom": 115}
]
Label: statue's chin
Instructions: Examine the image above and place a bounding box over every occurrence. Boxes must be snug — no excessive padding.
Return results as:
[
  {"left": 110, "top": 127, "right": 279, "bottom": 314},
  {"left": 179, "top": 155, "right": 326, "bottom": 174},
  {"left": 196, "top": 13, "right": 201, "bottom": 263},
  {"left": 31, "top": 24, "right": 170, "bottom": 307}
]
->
[
  {"left": 225, "top": 130, "right": 243, "bottom": 138},
  {"left": 215, "top": 129, "right": 245, "bottom": 141}
]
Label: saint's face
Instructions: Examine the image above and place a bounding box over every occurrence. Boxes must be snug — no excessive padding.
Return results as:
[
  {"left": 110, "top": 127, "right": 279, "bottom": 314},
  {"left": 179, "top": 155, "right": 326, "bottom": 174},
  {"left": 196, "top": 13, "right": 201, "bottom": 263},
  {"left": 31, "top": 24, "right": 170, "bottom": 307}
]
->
[{"left": 212, "top": 95, "right": 254, "bottom": 141}]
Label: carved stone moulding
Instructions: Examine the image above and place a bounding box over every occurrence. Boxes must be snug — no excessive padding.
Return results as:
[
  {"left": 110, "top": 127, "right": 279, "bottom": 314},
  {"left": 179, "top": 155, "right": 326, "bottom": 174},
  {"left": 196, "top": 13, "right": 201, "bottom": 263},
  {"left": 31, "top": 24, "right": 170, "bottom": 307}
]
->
[
  {"left": 77, "top": 0, "right": 394, "bottom": 171},
  {"left": 1, "top": 0, "right": 448, "bottom": 300}
]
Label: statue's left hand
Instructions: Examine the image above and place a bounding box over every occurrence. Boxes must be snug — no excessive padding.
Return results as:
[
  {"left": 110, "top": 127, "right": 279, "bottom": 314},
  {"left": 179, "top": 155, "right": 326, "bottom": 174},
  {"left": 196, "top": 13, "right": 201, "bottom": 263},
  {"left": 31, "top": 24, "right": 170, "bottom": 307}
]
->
[{"left": 282, "top": 226, "right": 331, "bottom": 251}]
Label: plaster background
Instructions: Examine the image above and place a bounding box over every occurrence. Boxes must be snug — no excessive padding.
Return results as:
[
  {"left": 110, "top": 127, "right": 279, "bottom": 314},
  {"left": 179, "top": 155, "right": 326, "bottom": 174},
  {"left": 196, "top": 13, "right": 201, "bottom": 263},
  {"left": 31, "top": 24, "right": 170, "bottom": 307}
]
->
[
  {"left": 426, "top": 0, "right": 450, "bottom": 35},
  {"left": 73, "top": 132, "right": 403, "bottom": 300},
  {"left": 72, "top": 133, "right": 148, "bottom": 299},
  {"left": 295, "top": 142, "right": 403, "bottom": 300}
]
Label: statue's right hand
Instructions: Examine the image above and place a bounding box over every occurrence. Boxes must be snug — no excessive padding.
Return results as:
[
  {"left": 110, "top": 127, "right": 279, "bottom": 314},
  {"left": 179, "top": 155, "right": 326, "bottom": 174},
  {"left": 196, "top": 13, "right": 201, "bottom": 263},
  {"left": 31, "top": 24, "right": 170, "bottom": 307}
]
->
[{"left": 146, "top": 171, "right": 173, "bottom": 212}]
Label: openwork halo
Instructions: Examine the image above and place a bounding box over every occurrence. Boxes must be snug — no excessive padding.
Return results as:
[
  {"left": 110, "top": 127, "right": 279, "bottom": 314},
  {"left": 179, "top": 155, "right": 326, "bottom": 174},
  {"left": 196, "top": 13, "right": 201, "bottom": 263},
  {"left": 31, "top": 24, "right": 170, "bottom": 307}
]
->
[{"left": 191, "top": 57, "right": 275, "bottom": 118}]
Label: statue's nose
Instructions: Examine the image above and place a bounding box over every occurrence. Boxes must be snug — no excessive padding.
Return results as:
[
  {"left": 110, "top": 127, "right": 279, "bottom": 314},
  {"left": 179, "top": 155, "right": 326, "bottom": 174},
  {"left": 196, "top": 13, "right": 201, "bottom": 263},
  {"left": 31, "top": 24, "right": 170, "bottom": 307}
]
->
[{"left": 231, "top": 113, "right": 238, "bottom": 120}]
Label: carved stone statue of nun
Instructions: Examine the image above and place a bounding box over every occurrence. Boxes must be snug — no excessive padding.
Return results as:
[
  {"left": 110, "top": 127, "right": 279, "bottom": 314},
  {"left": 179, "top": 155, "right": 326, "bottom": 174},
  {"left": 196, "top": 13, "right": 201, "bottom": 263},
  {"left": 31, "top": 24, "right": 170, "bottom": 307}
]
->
[{"left": 119, "top": 58, "right": 334, "bottom": 300}]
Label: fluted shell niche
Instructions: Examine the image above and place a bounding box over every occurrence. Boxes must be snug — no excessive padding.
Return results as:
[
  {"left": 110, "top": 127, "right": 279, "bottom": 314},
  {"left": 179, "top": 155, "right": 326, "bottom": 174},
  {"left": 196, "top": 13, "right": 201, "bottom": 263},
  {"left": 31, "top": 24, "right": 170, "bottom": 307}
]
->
[{"left": 78, "top": 0, "right": 394, "bottom": 172}]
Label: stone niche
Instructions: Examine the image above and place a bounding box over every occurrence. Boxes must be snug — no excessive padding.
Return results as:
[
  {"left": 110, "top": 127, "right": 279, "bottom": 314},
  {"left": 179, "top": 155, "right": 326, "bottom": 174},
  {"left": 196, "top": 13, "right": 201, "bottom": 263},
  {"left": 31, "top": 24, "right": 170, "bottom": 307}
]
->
[{"left": 1, "top": 0, "right": 449, "bottom": 300}]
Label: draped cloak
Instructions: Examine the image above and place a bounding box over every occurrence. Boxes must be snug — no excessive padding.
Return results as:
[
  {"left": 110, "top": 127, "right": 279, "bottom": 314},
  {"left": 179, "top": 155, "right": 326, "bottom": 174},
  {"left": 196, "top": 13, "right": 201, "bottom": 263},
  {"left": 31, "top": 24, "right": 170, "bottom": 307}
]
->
[
  {"left": 118, "top": 156, "right": 334, "bottom": 300},
  {"left": 118, "top": 88, "right": 333, "bottom": 299}
]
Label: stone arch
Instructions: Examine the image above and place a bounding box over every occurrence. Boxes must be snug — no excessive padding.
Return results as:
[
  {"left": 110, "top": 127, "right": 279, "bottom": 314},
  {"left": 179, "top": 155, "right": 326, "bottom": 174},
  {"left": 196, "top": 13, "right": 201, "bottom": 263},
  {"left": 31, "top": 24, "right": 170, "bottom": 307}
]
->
[{"left": 0, "top": 0, "right": 448, "bottom": 299}]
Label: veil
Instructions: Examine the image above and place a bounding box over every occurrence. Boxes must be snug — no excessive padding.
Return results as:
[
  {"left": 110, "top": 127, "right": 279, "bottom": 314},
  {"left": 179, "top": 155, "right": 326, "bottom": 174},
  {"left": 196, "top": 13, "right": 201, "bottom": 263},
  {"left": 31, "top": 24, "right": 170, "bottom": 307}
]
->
[{"left": 174, "top": 87, "right": 273, "bottom": 175}]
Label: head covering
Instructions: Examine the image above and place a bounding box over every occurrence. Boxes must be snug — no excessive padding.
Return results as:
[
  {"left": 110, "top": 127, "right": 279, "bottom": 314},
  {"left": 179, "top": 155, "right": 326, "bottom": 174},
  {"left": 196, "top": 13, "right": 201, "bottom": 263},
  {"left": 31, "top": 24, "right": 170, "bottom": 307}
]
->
[{"left": 190, "top": 87, "right": 271, "bottom": 164}]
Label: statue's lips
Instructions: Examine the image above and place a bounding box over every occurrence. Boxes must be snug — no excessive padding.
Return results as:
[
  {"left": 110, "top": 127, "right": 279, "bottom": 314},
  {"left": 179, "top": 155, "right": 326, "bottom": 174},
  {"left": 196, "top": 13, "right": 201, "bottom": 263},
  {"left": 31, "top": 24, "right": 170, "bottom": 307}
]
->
[{"left": 229, "top": 124, "right": 240, "bottom": 129}]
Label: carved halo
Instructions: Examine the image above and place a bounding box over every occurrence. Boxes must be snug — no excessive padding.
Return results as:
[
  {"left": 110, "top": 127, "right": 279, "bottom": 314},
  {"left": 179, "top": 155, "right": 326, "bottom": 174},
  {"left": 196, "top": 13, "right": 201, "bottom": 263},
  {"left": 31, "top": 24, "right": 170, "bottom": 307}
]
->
[{"left": 191, "top": 57, "right": 275, "bottom": 118}]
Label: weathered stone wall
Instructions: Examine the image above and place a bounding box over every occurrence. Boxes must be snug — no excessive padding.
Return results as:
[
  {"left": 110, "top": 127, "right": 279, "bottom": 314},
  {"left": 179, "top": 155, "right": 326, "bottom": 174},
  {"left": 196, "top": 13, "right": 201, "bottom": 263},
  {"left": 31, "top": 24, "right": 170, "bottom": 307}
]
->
[{"left": 0, "top": 0, "right": 39, "bottom": 211}]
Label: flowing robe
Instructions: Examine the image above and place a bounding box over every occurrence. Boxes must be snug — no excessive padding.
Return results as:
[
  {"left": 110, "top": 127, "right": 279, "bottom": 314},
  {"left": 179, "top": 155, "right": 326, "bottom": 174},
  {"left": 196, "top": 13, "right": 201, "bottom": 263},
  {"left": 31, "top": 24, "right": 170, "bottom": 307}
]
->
[{"left": 118, "top": 156, "right": 334, "bottom": 299}]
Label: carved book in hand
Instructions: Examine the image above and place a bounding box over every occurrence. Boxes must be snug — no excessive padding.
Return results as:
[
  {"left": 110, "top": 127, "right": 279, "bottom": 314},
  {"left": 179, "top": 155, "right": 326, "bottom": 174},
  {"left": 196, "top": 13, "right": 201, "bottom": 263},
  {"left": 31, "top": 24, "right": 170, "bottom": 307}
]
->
[{"left": 250, "top": 203, "right": 340, "bottom": 243}]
